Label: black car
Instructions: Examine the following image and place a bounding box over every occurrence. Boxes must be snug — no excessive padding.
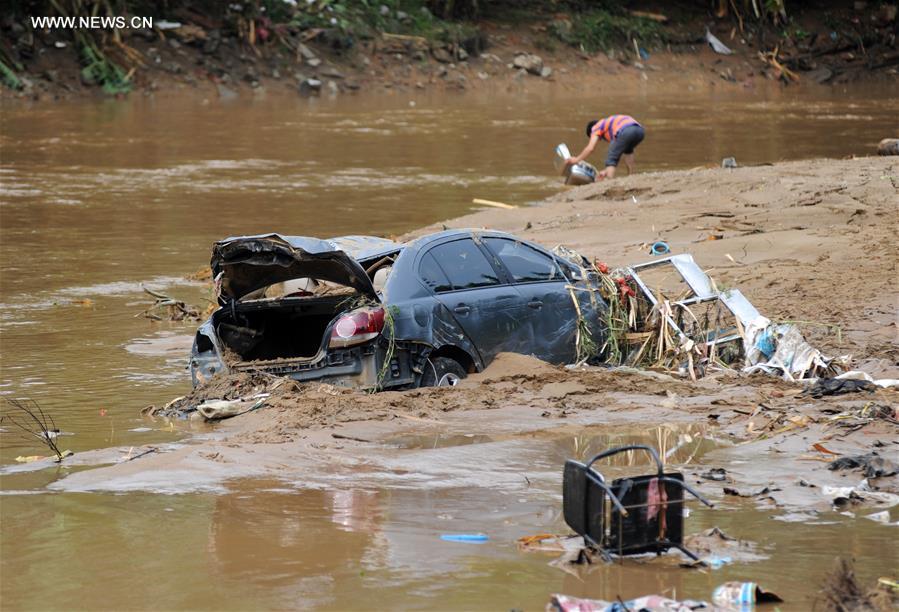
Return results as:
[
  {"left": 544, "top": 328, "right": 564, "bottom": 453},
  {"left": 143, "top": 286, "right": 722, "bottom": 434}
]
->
[{"left": 190, "top": 229, "right": 607, "bottom": 389}]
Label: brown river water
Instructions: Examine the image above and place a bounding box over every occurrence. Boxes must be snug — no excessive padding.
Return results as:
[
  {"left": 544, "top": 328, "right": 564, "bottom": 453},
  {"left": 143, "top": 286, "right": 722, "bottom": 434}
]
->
[{"left": 1, "top": 83, "right": 897, "bottom": 609}]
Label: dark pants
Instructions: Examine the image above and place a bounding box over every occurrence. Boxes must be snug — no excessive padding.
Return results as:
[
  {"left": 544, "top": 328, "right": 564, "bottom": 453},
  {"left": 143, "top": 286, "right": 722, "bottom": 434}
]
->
[{"left": 605, "top": 124, "right": 645, "bottom": 167}]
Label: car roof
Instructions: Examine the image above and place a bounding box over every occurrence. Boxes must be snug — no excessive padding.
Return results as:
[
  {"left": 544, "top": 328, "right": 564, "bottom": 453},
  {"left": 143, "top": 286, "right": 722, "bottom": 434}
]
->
[
  {"left": 327, "top": 235, "right": 404, "bottom": 262},
  {"left": 407, "top": 228, "right": 525, "bottom": 251}
]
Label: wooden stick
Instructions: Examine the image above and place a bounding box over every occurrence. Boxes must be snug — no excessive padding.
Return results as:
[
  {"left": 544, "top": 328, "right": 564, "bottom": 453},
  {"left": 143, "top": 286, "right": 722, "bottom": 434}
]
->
[
  {"left": 394, "top": 413, "right": 446, "bottom": 424},
  {"left": 331, "top": 433, "right": 372, "bottom": 443},
  {"left": 382, "top": 32, "right": 428, "bottom": 44},
  {"left": 629, "top": 10, "right": 668, "bottom": 23},
  {"left": 472, "top": 198, "right": 517, "bottom": 210}
]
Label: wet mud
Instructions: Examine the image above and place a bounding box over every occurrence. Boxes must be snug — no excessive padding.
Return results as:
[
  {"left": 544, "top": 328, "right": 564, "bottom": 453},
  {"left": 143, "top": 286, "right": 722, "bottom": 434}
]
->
[
  {"left": 4, "top": 348, "right": 896, "bottom": 609},
  {"left": 46, "top": 352, "right": 898, "bottom": 515}
]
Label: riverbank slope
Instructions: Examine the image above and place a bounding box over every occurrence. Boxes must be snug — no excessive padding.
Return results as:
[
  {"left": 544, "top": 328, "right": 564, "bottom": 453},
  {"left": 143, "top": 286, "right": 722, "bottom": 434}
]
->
[{"left": 3, "top": 2, "right": 897, "bottom": 103}]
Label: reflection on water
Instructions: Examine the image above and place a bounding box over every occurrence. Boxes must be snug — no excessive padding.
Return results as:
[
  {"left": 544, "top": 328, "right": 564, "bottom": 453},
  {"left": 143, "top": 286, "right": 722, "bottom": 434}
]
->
[{"left": 2, "top": 84, "right": 898, "bottom": 609}]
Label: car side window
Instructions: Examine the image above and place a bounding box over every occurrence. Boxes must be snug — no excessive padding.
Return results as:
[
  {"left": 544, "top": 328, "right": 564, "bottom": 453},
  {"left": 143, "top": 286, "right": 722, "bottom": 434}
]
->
[
  {"left": 419, "top": 252, "right": 452, "bottom": 292},
  {"left": 484, "top": 238, "right": 561, "bottom": 283},
  {"left": 426, "top": 240, "right": 500, "bottom": 291}
]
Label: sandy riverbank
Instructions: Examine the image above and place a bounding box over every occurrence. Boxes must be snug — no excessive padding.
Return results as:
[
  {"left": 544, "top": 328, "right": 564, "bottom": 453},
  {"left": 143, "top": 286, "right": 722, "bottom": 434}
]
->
[
  {"left": 413, "top": 156, "right": 899, "bottom": 367},
  {"left": 26, "top": 155, "right": 897, "bottom": 520}
]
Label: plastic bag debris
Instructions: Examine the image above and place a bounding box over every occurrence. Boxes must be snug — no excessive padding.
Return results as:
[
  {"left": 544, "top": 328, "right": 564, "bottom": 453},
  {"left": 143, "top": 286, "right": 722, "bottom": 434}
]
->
[
  {"left": 833, "top": 370, "right": 899, "bottom": 389},
  {"left": 705, "top": 28, "right": 734, "bottom": 54},
  {"left": 864, "top": 510, "right": 891, "bottom": 524},
  {"left": 700, "top": 468, "right": 728, "bottom": 482},
  {"left": 821, "top": 483, "right": 899, "bottom": 508},
  {"left": 440, "top": 533, "right": 488, "bottom": 543},
  {"left": 703, "top": 555, "right": 733, "bottom": 569},
  {"left": 742, "top": 323, "right": 842, "bottom": 381},
  {"left": 804, "top": 378, "right": 878, "bottom": 397},
  {"left": 154, "top": 20, "right": 182, "bottom": 30},
  {"left": 196, "top": 397, "right": 267, "bottom": 421},
  {"left": 828, "top": 453, "right": 898, "bottom": 478}
]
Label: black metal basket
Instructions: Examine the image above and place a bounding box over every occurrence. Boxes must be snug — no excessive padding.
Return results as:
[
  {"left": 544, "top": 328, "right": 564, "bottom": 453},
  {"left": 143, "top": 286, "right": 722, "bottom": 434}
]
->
[{"left": 563, "top": 444, "right": 713, "bottom": 561}]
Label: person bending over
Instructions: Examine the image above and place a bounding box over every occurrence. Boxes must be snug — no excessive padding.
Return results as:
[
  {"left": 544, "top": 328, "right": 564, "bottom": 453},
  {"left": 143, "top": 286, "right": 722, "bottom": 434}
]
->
[{"left": 566, "top": 114, "right": 645, "bottom": 180}]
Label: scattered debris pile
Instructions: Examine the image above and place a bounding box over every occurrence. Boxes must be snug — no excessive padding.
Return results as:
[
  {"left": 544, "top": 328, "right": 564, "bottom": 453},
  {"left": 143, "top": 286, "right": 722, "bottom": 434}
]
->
[
  {"left": 546, "top": 581, "right": 783, "bottom": 612},
  {"left": 817, "top": 401, "right": 899, "bottom": 435},
  {"left": 818, "top": 558, "right": 899, "bottom": 612},
  {"left": 142, "top": 371, "right": 287, "bottom": 420},
  {"left": 580, "top": 252, "right": 848, "bottom": 381},
  {"left": 680, "top": 526, "right": 763, "bottom": 569},
  {"left": 135, "top": 286, "right": 202, "bottom": 322},
  {"left": 548, "top": 592, "right": 708, "bottom": 612},
  {"left": 828, "top": 452, "right": 898, "bottom": 479}
]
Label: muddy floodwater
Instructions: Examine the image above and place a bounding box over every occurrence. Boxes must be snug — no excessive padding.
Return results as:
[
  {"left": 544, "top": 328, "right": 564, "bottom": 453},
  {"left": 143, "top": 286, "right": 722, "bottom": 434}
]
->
[{"left": 1, "top": 84, "right": 897, "bottom": 609}]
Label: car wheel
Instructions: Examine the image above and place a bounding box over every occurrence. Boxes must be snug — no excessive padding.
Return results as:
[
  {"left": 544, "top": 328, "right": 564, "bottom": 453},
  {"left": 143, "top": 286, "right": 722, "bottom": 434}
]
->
[{"left": 420, "top": 357, "right": 467, "bottom": 388}]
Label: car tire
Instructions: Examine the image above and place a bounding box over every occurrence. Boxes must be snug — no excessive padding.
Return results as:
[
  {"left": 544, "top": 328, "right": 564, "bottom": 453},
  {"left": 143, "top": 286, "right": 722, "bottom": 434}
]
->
[{"left": 419, "top": 357, "right": 467, "bottom": 388}]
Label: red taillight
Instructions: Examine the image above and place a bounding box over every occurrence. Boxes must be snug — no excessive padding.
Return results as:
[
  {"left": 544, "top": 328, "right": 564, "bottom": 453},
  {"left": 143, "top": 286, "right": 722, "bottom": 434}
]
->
[{"left": 329, "top": 307, "right": 385, "bottom": 348}]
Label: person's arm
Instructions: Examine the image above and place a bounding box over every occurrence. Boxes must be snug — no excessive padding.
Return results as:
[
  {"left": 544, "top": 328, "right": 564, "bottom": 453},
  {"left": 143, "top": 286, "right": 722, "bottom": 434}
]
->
[{"left": 566, "top": 133, "right": 600, "bottom": 166}]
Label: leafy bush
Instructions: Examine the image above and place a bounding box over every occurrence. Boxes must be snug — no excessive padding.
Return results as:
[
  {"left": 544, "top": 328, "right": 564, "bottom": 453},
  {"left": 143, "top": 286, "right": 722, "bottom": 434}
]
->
[
  {"left": 288, "top": 1, "right": 431, "bottom": 37},
  {"left": 551, "top": 10, "right": 663, "bottom": 53},
  {"left": 78, "top": 35, "right": 131, "bottom": 94}
]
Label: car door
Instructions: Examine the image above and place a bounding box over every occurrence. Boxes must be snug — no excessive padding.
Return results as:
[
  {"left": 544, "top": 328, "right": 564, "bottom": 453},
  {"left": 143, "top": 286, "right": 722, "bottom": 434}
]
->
[
  {"left": 482, "top": 237, "right": 579, "bottom": 363},
  {"left": 419, "top": 238, "right": 530, "bottom": 364}
]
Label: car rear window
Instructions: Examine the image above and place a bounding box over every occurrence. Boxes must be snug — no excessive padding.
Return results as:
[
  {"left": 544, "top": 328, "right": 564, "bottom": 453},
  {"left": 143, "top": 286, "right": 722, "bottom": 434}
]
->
[
  {"left": 426, "top": 240, "right": 500, "bottom": 291},
  {"left": 484, "top": 238, "right": 561, "bottom": 283}
]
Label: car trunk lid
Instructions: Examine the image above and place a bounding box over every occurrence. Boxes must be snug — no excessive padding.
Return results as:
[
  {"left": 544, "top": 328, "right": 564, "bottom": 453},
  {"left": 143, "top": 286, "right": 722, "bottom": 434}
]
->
[{"left": 212, "top": 234, "right": 393, "bottom": 303}]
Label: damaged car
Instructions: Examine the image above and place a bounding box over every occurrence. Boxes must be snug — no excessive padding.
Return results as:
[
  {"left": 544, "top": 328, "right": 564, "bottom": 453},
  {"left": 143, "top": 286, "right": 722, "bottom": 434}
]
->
[{"left": 190, "top": 229, "right": 608, "bottom": 390}]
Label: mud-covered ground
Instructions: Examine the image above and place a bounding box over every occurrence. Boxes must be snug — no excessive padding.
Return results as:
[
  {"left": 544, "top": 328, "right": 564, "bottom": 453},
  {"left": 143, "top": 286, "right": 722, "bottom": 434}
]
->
[
  {"left": 41, "top": 157, "right": 898, "bottom": 523},
  {"left": 415, "top": 156, "right": 899, "bottom": 367}
]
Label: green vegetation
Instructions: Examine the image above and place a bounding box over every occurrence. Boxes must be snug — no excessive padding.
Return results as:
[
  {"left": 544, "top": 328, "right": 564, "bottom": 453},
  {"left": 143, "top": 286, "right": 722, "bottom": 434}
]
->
[
  {"left": 17, "top": 1, "right": 135, "bottom": 94},
  {"left": 786, "top": 26, "right": 810, "bottom": 41},
  {"left": 550, "top": 9, "right": 663, "bottom": 53},
  {"left": 78, "top": 34, "right": 131, "bottom": 95},
  {"left": 286, "top": 0, "right": 479, "bottom": 45},
  {"left": 0, "top": 60, "right": 23, "bottom": 90},
  {"left": 375, "top": 305, "right": 400, "bottom": 392}
]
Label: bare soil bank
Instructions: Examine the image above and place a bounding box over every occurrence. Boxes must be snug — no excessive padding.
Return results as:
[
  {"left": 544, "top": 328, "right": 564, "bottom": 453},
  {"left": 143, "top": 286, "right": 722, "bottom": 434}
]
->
[
  {"left": 4, "top": 3, "right": 897, "bottom": 104},
  {"left": 48, "top": 157, "right": 898, "bottom": 518}
]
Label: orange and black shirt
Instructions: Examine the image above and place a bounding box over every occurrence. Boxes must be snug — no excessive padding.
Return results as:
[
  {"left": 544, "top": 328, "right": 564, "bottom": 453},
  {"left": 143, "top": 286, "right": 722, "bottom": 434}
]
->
[{"left": 591, "top": 115, "right": 641, "bottom": 142}]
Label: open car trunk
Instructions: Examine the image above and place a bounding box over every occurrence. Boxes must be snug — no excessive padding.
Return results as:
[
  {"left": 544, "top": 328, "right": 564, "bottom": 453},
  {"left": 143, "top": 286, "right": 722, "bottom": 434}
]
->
[
  {"left": 214, "top": 295, "right": 351, "bottom": 364},
  {"left": 211, "top": 234, "right": 394, "bottom": 303},
  {"left": 207, "top": 233, "right": 401, "bottom": 369}
]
